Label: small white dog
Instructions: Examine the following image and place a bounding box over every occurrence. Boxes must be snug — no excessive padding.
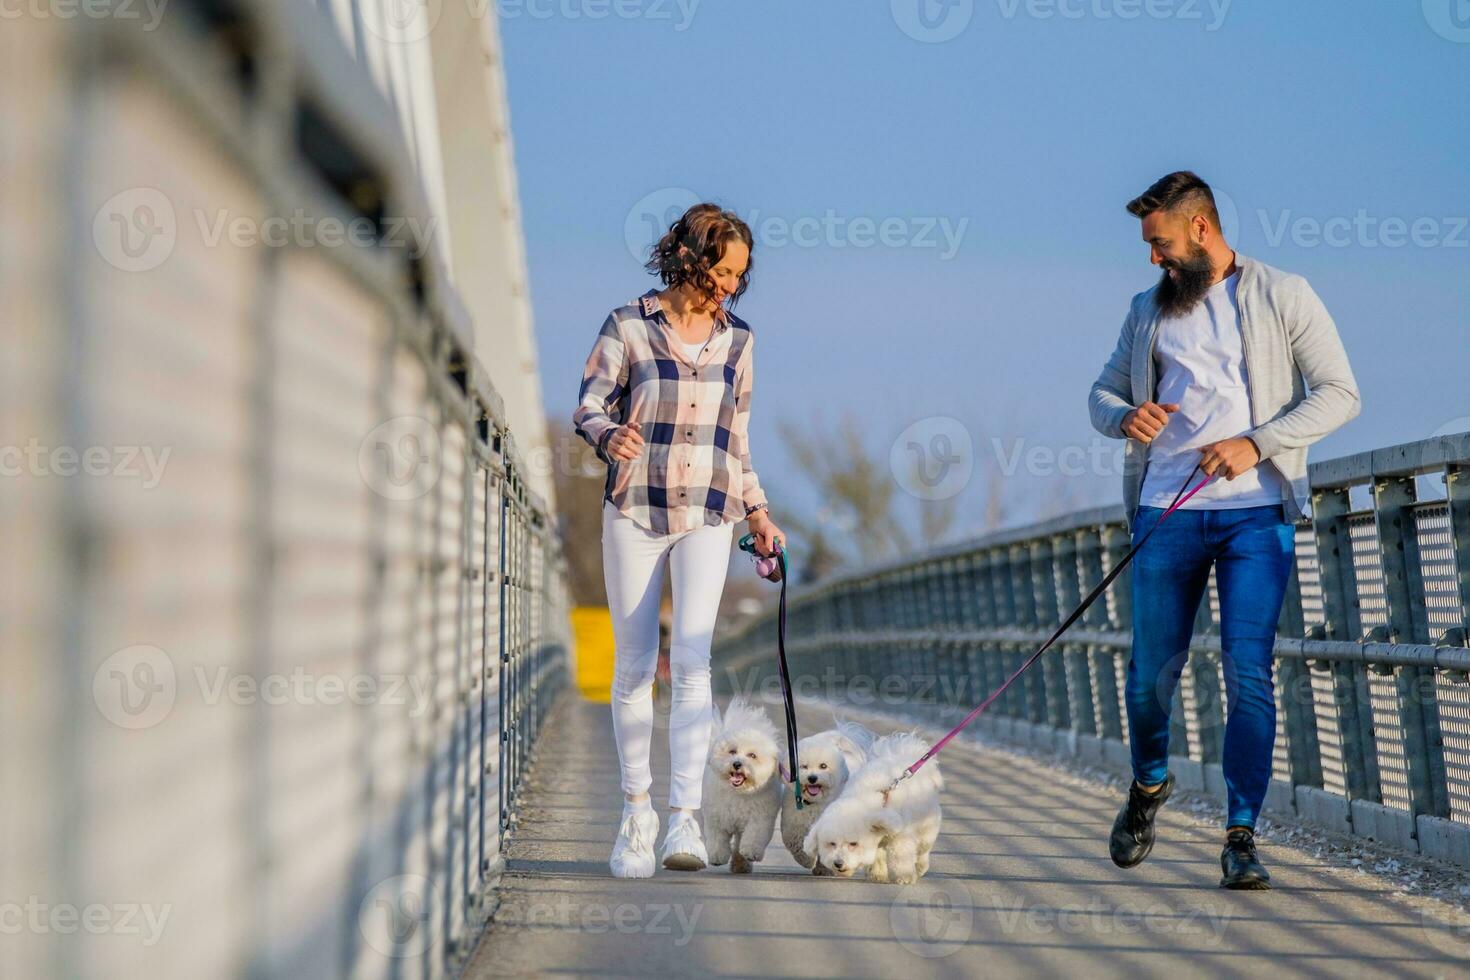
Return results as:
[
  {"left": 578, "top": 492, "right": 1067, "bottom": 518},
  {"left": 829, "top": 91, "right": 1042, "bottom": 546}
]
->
[
  {"left": 780, "top": 717, "right": 875, "bottom": 872},
  {"left": 802, "top": 732, "right": 943, "bottom": 884},
  {"left": 702, "top": 698, "right": 784, "bottom": 874}
]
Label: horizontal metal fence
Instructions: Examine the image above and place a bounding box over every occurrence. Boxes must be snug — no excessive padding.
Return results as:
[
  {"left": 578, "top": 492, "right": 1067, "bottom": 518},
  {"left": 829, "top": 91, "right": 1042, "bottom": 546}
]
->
[
  {"left": 715, "top": 433, "right": 1470, "bottom": 865},
  {"left": 3, "top": 5, "right": 570, "bottom": 979}
]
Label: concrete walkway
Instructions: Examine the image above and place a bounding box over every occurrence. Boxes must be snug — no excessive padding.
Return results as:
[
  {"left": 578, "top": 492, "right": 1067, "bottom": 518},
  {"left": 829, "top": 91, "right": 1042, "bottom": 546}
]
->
[{"left": 466, "top": 695, "right": 1470, "bottom": 978}]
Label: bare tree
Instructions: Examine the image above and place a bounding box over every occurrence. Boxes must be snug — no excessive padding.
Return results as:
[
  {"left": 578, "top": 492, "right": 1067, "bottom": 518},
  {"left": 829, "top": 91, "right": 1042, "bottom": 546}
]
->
[
  {"left": 778, "top": 412, "right": 904, "bottom": 564},
  {"left": 776, "top": 411, "right": 996, "bottom": 578}
]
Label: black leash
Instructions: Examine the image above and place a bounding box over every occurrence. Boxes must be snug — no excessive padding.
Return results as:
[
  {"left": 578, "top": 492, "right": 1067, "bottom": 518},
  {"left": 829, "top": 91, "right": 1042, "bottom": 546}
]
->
[
  {"left": 740, "top": 535, "right": 804, "bottom": 809},
  {"left": 891, "top": 463, "right": 1212, "bottom": 786}
]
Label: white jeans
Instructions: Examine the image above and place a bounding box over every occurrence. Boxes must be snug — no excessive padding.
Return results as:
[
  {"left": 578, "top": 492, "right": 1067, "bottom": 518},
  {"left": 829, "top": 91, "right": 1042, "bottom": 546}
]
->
[{"left": 602, "top": 500, "right": 733, "bottom": 809}]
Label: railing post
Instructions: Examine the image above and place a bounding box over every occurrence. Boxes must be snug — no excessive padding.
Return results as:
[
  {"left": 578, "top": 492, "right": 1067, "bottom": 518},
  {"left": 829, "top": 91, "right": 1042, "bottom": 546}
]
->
[
  {"left": 1010, "top": 543, "right": 1045, "bottom": 724},
  {"left": 990, "top": 547, "right": 1020, "bottom": 719},
  {"left": 1374, "top": 475, "right": 1451, "bottom": 821},
  {"left": 940, "top": 558, "right": 969, "bottom": 713},
  {"left": 1095, "top": 523, "right": 1130, "bottom": 741},
  {"left": 939, "top": 556, "right": 959, "bottom": 630},
  {"left": 1030, "top": 537, "right": 1069, "bottom": 731},
  {"left": 971, "top": 550, "right": 998, "bottom": 712},
  {"left": 1052, "top": 531, "right": 1096, "bottom": 738},
  {"left": 958, "top": 552, "right": 979, "bottom": 631},
  {"left": 1312, "top": 484, "right": 1382, "bottom": 804},
  {"left": 1276, "top": 534, "right": 1324, "bottom": 789},
  {"left": 1448, "top": 462, "right": 1470, "bottom": 632}
]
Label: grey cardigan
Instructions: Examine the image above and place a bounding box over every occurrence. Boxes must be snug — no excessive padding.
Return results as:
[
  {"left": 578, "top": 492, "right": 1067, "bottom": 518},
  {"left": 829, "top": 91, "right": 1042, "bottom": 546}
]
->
[{"left": 1089, "top": 253, "right": 1361, "bottom": 529}]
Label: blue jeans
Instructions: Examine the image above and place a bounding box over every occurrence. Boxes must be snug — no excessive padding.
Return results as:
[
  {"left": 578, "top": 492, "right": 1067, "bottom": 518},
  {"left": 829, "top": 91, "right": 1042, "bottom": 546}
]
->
[{"left": 1126, "top": 504, "right": 1295, "bottom": 829}]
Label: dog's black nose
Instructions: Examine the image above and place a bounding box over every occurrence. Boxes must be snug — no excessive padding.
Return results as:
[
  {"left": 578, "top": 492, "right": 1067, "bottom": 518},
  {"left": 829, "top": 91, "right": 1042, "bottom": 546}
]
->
[
  {"left": 806, "top": 774, "right": 819, "bottom": 784},
  {"left": 832, "top": 858, "right": 845, "bottom": 870},
  {"left": 731, "top": 758, "right": 742, "bottom": 769}
]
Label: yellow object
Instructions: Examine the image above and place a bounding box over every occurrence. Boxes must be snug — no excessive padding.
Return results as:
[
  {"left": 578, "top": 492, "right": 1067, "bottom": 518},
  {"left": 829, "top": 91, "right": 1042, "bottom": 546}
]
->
[{"left": 571, "top": 606, "right": 616, "bottom": 703}]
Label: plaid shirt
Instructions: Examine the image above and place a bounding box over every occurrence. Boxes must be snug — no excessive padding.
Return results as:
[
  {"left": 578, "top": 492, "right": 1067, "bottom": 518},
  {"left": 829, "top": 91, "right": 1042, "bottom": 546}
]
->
[{"left": 574, "top": 290, "right": 767, "bottom": 535}]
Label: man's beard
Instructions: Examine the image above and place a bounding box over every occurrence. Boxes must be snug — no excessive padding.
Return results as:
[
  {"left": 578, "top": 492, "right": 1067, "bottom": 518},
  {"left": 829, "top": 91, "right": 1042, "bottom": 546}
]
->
[{"left": 1155, "top": 244, "right": 1215, "bottom": 318}]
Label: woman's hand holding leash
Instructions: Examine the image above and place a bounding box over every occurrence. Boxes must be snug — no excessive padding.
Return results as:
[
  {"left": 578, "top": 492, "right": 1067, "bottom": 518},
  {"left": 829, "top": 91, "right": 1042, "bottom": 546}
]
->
[{"left": 747, "top": 508, "right": 785, "bottom": 559}]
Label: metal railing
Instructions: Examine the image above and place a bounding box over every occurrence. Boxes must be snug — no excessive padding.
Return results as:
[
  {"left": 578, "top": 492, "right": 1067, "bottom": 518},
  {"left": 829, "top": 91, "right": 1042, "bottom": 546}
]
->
[
  {"left": 715, "top": 433, "right": 1470, "bottom": 865},
  {"left": 4, "top": 4, "right": 570, "bottom": 979}
]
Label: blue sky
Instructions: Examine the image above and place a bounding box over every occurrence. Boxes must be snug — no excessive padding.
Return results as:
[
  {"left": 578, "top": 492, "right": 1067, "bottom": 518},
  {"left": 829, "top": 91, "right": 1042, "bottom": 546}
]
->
[{"left": 498, "top": 0, "right": 1470, "bottom": 539}]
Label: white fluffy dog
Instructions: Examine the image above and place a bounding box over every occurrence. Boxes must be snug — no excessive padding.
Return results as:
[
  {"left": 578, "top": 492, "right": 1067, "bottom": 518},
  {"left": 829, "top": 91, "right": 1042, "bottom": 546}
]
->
[
  {"left": 802, "top": 732, "right": 943, "bottom": 884},
  {"left": 780, "top": 718, "right": 875, "bottom": 872},
  {"left": 702, "top": 698, "right": 784, "bottom": 874}
]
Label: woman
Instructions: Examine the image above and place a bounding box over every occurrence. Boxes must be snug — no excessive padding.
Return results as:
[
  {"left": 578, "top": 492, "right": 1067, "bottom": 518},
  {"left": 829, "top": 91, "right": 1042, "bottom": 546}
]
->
[{"left": 573, "top": 203, "right": 786, "bottom": 877}]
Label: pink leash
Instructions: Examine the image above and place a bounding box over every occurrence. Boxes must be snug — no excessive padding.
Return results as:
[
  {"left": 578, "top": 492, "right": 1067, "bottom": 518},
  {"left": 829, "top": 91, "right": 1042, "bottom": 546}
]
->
[{"left": 884, "top": 464, "right": 1214, "bottom": 798}]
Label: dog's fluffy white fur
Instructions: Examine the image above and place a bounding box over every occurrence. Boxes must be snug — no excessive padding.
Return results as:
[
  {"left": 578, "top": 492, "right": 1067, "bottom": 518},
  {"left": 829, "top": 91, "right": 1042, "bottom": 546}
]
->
[
  {"left": 802, "top": 732, "right": 943, "bottom": 884},
  {"left": 702, "top": 698, "right": 783, "bottom": 873},
  {"left": 780, "top": 717, "right": 875, "bottom": 871}
]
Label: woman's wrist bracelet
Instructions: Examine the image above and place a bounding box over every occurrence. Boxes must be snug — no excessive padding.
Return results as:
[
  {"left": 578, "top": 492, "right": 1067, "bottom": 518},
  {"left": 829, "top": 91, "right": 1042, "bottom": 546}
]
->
[{"left": 744, "top": 503, "right": 769, "bottom": 520}]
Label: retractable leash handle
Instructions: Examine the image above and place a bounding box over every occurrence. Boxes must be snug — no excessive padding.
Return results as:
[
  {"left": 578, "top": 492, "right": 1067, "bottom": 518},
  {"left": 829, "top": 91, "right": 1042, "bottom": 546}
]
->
[
  {"left": 738, "top": 533, "right": 783, "bottom": 582},
  {"left": 884, "top": 463, "right": 1214, "bottom": 798},
  {"left": 740, "top": 533, "right": 804, "bottom": 808}
]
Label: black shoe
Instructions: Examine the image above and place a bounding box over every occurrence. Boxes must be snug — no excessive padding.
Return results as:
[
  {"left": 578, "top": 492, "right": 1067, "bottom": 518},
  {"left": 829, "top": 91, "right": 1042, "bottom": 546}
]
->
[
  {"left": 1109, "top": 773, "right": 1174, "bottom": 868},
  {"left": 1220, "top": 829, "right": 1271, "bottom": 890}
]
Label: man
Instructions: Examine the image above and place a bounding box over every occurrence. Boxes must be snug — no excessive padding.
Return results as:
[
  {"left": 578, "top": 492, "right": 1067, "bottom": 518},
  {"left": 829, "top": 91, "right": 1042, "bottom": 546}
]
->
[{"left": 1089, "top": 171, "right": 1360, "bottom": 889}]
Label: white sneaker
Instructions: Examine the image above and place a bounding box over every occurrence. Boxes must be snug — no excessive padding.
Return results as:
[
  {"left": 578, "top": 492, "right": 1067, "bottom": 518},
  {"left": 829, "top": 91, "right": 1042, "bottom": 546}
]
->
[
  {"left": 610, "top": 804, "right": 659, "bottom": 879},
  {"left": 660, "top": 812, "right": 708, "bottom": 872}
]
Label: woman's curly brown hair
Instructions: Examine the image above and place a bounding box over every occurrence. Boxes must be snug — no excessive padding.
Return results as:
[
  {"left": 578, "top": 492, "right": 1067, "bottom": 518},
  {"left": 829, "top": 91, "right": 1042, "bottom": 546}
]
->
[{"left": 645, "top": 203, "right": 755, "bottom": 309}]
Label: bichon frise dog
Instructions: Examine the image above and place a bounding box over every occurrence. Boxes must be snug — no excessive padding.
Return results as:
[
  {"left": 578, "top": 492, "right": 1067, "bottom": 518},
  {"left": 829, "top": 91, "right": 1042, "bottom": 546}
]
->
[
  {"left": 703, "top": 698, "right": 784, "bottom": 874},
  {"left": 781, "top": 717, "right": 875, "bottom": 872},
  {"left": 802, "top": 732, "right": 943, "bottom": 884}
]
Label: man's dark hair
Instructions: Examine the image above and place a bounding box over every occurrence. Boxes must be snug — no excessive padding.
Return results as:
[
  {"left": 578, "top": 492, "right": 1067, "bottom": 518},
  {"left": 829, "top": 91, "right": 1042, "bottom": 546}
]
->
[{"left": 1126, "top": 171, "right": 1221, "bottom": 230}]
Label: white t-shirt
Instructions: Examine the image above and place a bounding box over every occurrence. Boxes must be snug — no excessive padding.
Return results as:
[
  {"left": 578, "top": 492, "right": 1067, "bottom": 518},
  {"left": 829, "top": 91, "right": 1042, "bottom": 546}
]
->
[
  {"left": 680, "top": 337, "right": 708, "bottom": 362},
  {"left": 1138, "top": 271, "right": 1285, "bottom": 510}
]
